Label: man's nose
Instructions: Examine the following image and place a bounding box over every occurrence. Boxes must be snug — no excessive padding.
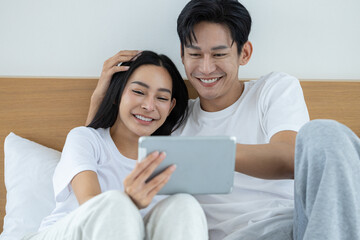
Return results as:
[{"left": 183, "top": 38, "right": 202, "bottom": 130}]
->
[{"left": 199, "top": 55, "right": 216, "bottom": 75}]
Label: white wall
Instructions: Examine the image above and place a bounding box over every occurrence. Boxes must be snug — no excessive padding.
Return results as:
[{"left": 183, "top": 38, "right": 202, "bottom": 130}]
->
[{"left": 0, "top": 0, "right": 359, "bottom": 79}]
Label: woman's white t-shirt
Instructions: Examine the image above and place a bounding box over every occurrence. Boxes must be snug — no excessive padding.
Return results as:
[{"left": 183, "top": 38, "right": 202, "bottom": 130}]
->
[
  {"left": 173, "top": 72, "right": 310, "bottom": 239},
  {"left": 39, "top": 127, "right": 165, "bottom": 231}
]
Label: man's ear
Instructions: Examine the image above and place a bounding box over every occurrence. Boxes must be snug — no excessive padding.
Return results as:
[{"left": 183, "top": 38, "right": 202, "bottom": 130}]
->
[
  {"left": 238, "top": 41, "right": 253, "bottom": 66},
  {"left": 168, "top": 98, "right": 176, "bottom": 115}
]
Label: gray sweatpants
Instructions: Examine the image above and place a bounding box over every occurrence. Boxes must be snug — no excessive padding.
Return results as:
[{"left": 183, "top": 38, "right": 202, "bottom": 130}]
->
[
  {"left": 23, "top": 191, "right": 208, "bottom": 240},
  {"left": 294, "top": 119, "right": 360, "bottom": 239}
]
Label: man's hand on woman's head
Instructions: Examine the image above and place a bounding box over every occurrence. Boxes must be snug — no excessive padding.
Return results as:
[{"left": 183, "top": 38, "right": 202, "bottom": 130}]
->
[{"left": 95, "top": 50, "right": 141, "bottom": 98}]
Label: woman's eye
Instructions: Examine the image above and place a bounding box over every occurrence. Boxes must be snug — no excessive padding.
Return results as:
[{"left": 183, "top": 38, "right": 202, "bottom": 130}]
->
[{"left": 132, "top": 90, "right": 144, "bottom": 95}]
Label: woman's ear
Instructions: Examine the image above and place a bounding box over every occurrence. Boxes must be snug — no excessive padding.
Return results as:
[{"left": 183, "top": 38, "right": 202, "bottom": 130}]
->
[{"left": 168, "top": 98, "right": 176, "bottom": 115}]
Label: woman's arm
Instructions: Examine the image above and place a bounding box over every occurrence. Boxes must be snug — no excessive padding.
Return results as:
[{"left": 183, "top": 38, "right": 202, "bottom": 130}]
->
[
  {"left": 70, "top": 152, "right": 175, "bottom": 207},
  {"left": 86, "top": 50, "right": 140, "bottom": 125},
  {"left": 71, "top": 170, "right": 102, "bottom": 205}
]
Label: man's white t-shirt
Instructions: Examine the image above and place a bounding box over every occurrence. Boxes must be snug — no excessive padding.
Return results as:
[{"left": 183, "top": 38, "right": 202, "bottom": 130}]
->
[
  {"left": 173, "top": 72, "right": 310, "bottom": 239},
  {"left": 38, "top": 127, "right": 165, "bottom": 231}
]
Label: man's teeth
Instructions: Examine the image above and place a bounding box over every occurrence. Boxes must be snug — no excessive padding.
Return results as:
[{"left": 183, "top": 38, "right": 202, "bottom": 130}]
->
[
  {"left": 200, "top": 78, "right": 219, "bottom": 83},
  {"left": 135, "top": 115, "right": 152, "bottom": 122}
]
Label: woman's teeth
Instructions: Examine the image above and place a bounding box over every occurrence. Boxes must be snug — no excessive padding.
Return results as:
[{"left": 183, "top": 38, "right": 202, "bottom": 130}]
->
[
  {"left": 135, "top": 115, "right": 152, "bottom": 122},
  {"left": 200, "top": 77, "right": 219, "bottom": 83}
]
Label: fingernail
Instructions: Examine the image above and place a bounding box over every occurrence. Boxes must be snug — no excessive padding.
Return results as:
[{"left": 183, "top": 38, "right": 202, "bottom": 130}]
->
[{"left": 170, "top": 164, "right": 177, "bottom": 171}]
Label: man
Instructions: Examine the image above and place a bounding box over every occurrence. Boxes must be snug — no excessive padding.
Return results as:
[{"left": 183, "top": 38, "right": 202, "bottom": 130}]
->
[{"left": 87, "top": 0, "right": 360, "bottom": 239}]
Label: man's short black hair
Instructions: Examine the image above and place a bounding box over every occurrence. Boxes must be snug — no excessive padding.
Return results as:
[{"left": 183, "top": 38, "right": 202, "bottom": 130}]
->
[{"left": 177, "top": 0, "right": 252, "bottom": 55}]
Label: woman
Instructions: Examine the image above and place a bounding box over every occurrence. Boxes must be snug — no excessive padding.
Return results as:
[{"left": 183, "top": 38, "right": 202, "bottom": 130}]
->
[{"left": 24, "top": 51, "right": 208, "bottom": 240}]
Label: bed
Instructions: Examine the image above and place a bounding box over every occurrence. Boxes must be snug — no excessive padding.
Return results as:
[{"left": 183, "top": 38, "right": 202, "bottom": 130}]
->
[{"left": 1, "top": 77, "right": 359, "bottom": 237}]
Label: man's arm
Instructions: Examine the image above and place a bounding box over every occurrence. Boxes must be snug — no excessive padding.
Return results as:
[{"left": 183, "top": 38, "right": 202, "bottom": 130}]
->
[
  {"left": 235, "top": 130, "right": 296, "bottom": 180},
  {"left": 86, "top": 50, "right": 140, "bottom": 125},
  {"left": 86, "top": 90, "right": 107, "bottom": 126}
]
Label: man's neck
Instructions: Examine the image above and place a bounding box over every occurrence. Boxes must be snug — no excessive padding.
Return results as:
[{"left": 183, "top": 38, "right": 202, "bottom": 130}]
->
[{"left": 199, "top": 81, "right": 244, "bottom": 112}]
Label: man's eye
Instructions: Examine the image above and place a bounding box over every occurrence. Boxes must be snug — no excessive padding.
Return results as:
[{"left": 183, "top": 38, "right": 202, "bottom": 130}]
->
[
  {"left": 158, "top": 97, "right": 169, "bottom": 101},
  {"left": 214, "top": 53, "right": 226, "bottom": 57},
  {"left": 132, "top": 90, "right": 144, "bottom": 95},
  {"left": 189, "top": 53, "right": 201, "bottom": 57}
]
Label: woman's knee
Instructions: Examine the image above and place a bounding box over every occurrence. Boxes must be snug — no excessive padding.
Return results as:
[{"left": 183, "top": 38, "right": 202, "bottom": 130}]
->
[
  {"left": 71, "top": 191, "right": 144, "bottom": 238},
  {"left": 145, "top": 194, "right": 208, "bottom": 240},
  {"left": 85, "top": 190, "right": 140, "bottom": 220},
  {"left": 96, "top": 190, "right": 132, "bottom": 205},
  {"left": 165, "top": 194, "right": 204, "bottom": 215},
  {"left": 149, "top": 194, "right": 207, "bottom": 226}
]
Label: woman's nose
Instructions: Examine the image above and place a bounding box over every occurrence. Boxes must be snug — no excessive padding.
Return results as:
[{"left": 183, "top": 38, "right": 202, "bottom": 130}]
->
[{"left": 141, "top": 97, "right": 155, "bottom": 111}]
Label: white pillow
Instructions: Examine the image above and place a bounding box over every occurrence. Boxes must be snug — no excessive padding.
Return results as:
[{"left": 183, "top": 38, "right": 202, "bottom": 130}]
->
[{"left": 1, "top": 133, "right": 60, "bottom": 240}]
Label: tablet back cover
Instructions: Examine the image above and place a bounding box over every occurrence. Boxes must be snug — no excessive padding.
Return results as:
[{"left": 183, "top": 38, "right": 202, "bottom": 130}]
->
[{"left": 138, "top": 136, "right": 236, "bottom": 195}]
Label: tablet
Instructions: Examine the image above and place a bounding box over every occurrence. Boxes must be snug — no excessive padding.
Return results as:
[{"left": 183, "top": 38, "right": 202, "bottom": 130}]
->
[{"left": 138, "top": 136, "right": 236, "bottom": 195}]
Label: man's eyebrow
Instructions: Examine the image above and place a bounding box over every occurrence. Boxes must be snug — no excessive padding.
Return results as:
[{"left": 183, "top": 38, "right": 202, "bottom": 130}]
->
[
  {"left": 130, "top": 81, "right": 171, "bottom": 94},
  {"left": 211, "top": 45, "right": 229, "bottom": 51},
  {"left": 185, "top": 44, "right": 201, "bottom": 50},
  {"left": 185, "top": 45, "right": 229, "bottom": 51}
]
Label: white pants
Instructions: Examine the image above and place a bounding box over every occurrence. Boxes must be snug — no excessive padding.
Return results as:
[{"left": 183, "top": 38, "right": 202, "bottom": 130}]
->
[{"left": 23, "top": 190, "right": 208, "bottom": 240}]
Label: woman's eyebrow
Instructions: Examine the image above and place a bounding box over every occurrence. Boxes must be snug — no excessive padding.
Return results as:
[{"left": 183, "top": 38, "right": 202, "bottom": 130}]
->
[{"left": 131, "top": 81, "right": 172, "bottom": 94}]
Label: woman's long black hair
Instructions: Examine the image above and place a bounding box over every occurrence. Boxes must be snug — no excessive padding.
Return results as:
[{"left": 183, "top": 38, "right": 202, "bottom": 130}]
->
[{"left": 87, "top": 51, "right": 189, "bottom": 136}]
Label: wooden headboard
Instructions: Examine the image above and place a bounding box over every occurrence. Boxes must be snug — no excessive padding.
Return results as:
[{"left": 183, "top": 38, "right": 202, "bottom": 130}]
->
[{"left": 1, "top": 77, "right": 360, "bottom": 232}]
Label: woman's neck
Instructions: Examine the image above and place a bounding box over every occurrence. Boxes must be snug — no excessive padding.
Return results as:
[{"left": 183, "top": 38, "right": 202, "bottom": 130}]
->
[{"left": 110, "top": 125, "right": 139, "bottom": 160}]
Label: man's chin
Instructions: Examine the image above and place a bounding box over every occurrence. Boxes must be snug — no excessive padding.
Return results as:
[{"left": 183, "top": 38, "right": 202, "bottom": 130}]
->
[{"left": 197, "top": 89, "right": 220, "bottom": 101}]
